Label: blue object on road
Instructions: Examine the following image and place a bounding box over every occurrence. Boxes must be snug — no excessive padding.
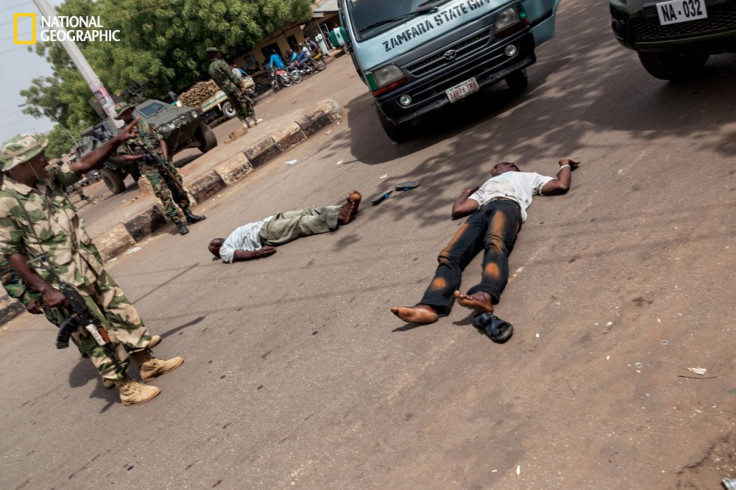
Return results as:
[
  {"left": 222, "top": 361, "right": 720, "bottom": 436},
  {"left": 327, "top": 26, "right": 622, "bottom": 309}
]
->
[
  {"left": 395, "top": 181, "right": 419, "bottom": 191},
  {"left": 371, "top": 190, "right": 392, "bottom": 205}
]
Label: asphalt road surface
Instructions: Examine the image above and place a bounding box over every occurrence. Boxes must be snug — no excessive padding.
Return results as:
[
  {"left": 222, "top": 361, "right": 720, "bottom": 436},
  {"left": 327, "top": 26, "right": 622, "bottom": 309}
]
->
[{"left": 2, "top": 0, "right": 736, "bottom": 488}]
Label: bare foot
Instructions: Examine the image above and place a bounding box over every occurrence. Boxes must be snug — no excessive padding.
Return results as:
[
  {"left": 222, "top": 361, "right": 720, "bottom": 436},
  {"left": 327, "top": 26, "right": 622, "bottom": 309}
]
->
[
  {"left": 390, "top": 305, "right": 438, "bottom": 324},
  {"left": 454, "top": 290, "right": 494, "bottom": 313},
  {"left": 338, "top": 190, "right": 362, "bottom": 225}
]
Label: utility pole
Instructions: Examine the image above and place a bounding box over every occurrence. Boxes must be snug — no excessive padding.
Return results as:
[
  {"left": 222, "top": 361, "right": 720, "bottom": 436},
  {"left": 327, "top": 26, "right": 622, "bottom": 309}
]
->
[{"left": 33, "top": 0, "right": 118, "bottom": 124}]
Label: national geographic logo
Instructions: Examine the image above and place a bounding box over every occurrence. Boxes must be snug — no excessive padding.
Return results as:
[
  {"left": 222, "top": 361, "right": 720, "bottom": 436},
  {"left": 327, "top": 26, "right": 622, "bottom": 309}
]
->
[{"left": 13, "top": 14, "right": 121, "bottom": 44}]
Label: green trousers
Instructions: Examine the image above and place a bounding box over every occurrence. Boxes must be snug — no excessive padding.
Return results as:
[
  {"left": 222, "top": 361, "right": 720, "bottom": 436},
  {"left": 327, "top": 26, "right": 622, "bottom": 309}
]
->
[{"left": 258, "top": 206, "right": 341, "bottom": 246}]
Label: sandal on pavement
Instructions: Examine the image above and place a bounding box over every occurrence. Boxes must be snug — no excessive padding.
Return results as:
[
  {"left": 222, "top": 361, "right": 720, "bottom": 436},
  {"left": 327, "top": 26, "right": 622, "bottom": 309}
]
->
[
  {"left": 472, "top": 312, "right": 513, "bottom": 343},
  {"left": 395, "top": 181, "right": 420, "bottom": 191},
  {"left": 371, "top": 190, "right": 392, "bottom": 205}
]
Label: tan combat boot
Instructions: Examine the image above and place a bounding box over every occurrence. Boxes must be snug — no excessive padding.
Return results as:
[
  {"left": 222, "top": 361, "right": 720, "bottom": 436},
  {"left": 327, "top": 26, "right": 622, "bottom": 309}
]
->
[
  {"left": 101, "top": 336, "right": 161, "bottom": 390},
  {"left": 149, "top": 335, "right": 162, "bottom": 348},
  {"left": 131, "top": 349, "right": 184, "bottom": 383},
  {"left": 115, "top": 376, "right": 161, "bottom": 406}
]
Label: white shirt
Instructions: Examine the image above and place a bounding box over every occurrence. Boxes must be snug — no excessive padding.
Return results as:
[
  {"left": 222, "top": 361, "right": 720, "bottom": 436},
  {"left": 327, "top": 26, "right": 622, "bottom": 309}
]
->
[
  {"left": 468, "top": 171, "right": 553, "bottom": 222},
  {"left": 219, "top": 216, "right": 274, "bottom": 263}
]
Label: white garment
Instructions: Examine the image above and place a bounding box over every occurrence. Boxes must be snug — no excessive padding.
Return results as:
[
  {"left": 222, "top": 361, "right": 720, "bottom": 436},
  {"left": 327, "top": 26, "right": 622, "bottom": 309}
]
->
[
  {"left": 315, "top": 33, "right": 329, "bottom": 54},
  {"left": 219, "top": 215, "right": 274, "bottom": 263},
  {"left": 468, "top": 171, "right": 553, "bottom": 222}
]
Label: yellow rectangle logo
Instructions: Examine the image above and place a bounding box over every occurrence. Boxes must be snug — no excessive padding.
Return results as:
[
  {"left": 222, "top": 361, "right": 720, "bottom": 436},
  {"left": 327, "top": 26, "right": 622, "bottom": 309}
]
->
[{"left": 14, "top": 13, "right": 36, "bottom": 44}]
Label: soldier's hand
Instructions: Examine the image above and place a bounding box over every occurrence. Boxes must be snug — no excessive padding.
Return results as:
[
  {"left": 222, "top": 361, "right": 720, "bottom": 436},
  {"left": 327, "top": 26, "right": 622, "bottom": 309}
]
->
[
  {"left": 25, "top": 298, "right": 43, "bottom": 314},
  {"left": 42, "top": 287, "right": 67, "bottom": 308},
  {"left": 116, "top": 117, "right": 141, "bottom": 143}
]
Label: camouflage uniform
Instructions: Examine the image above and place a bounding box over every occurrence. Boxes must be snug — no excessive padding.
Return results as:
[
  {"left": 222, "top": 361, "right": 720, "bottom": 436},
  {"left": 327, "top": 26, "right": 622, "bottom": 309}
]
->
[
  {"left": 0, "top": 257, "right": 101, "bottom": 363},
  {"left": 119, "top": 119, "right": 192, "bottom": 224},
  {"left": 208, "top": 57, "right": 255, "bottom": 122},
  {"left": 0, "top": 257, "right": 65, "bottom": 328},
  {"left": 0, "top": 143, "right": 155, "bottom": 382}
]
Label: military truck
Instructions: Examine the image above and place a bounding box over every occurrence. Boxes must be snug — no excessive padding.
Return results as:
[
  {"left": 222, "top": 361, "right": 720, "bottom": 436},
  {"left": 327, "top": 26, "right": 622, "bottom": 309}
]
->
[
  {"left": 183, "top": 76, "right": 257, "bottom": 125},
  {"left": 199, "top": 90, "right": 237, "bottom": 124},
  {"left": 79, "top": 99, "right": 217, "bottom": 194}
]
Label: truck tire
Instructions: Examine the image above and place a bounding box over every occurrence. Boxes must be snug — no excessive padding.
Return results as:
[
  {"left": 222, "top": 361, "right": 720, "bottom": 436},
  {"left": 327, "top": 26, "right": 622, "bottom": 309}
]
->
[
  {"left": 221, "top": 101, "right": 237, "bottom": 118},
  {"left": 129, "top": 166, "right": 141, "bottom": 182},
  {"left": 100, "top": 168, "right": 126, "bottom": 194},
  {"left": 375, "top": 104, "right": 413, "bottom": 143},
  {"left": 505, "top": 68, "right": 528, "bottom": 93},
  {"left": 637, "top": 52, "right": 708, "bottom": 81},
  {"left": 196, "top": 123, "right": 217, "bottom": 153}
]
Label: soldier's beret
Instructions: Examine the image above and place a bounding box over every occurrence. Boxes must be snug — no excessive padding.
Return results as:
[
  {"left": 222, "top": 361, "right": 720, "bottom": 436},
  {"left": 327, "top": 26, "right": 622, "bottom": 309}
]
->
[
  {"left": 113, "top": 102, "right": 135, "bottom": 118},
  {"left": 0, "top": 134, "right": 48, "bottom": 172},
  {"left": 206, "top": 47, "right": 219, "bottom": 53}
]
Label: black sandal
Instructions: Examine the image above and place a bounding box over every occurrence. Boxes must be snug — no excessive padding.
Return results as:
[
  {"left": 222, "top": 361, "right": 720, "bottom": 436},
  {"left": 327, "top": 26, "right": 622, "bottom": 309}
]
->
[
  {"left": 394, "top": 181, "right": 420, "bottom": 191},
  {"left": 472, "top": 312, "right": 513, "bottom": 343}
]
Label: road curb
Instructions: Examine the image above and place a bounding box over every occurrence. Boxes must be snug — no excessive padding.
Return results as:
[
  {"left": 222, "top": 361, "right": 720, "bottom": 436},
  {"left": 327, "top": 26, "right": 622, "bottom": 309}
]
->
[
  {"left": 0, "top": 98, "right": 343, "bottom": 322},
  {"left": 97, "top": 98, "right": 342, "bottom": 261}
]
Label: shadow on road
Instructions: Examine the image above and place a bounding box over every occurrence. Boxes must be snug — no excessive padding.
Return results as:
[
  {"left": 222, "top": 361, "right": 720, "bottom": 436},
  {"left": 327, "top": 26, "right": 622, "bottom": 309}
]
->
[
  {"left": 68, "top": 359, "right": 119, "bottom": 412},
  {"left": 334, "top": 0, "right": 736, "bottom": 239}
]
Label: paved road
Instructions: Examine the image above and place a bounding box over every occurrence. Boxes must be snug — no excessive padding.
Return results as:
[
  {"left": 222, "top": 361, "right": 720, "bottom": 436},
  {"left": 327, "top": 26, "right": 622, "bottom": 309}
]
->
[
  {"left": 2, "top": 1, "right": 736, "bottom": 488},
  {"left": 75, "top": 67, "right": 357, "bottom": 238}
]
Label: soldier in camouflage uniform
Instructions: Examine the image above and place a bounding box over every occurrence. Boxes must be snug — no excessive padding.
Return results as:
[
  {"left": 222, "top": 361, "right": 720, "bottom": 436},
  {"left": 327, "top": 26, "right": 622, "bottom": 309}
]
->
[
  {"left": 206, "top": 47, "right": 258, "bottom": 128},
  {"left": 114, "top": 102, "right": 205, "bottom": 236},
  {"left": 0, "top": 257, "right": 65, "bottom": 331},
  {"left": 0, "top": 126, "right": 183, "bottom": 406},
  {"left": 0, "top": 256, "right": 161, "bottom": 390}
]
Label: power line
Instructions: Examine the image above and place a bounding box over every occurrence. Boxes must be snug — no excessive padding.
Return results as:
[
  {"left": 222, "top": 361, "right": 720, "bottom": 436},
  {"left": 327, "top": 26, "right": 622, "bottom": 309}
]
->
[
  {"left": 0, "top": 30, "right": 32, "bottom": 42},
  {"left": 0, "top": 118, "right": 43, "bottom": 130},
  {"left": 0, "top": 45, "right": 33, "bottom": 55},
  {"left": 0, "top": 2, "right": 34, "bottom": 12},
  {"left": 0, "top": 106, "right": 27, "bottom": 114}
]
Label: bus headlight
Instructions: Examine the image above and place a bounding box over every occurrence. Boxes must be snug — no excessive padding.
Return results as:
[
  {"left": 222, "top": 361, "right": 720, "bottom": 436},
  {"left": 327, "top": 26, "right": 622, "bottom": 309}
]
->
[
  {"left": 495, "top": 5, "right": 522, "bottom": 34},
  {"left": 366, "top": 64, "right": 407, "bottom": 96}
]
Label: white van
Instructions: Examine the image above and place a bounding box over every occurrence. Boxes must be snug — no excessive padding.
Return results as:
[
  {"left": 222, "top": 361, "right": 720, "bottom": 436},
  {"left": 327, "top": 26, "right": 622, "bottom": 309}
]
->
[{"left": 337, "top": 0, "right": 562, "bottom": 141}]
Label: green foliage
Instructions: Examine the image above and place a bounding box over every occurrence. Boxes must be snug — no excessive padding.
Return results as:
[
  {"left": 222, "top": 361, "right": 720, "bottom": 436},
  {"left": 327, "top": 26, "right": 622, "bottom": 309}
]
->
[
  {"left": 20, "top": 0, "right": 314, "bottom": 151},
  {"left": 44, "top": 125, "right": 79, "bottom": 159}
]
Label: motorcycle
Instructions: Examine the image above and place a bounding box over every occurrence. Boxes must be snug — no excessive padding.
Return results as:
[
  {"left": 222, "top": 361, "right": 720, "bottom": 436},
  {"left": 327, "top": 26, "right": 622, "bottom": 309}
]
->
[
  {"left": 287, "top": 61, "right": 312, "bottom": 84},
  {"left": 269, "top": 67, "right": 292, "bottom": 92},
  {"left": 306, "top": 52, "right": 327, "bottom": 72},
  {"left": 87, "top": 169, "right": 101, "bottom": 183}
]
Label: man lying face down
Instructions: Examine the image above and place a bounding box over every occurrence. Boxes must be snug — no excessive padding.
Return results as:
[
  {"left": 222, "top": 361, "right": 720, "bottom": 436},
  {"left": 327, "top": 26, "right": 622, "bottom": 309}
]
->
[{"left": 209, "top": 190, "right": 361, "bottom": 263}]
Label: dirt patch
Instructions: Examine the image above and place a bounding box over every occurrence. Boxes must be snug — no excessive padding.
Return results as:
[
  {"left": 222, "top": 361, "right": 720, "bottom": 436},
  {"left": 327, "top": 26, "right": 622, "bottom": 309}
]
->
[
  {"left": 676, "top": 432, "right": 736, "bottom": 488},
  {"left": 226, "top": 127, "right": 248, "bottom": 144}
]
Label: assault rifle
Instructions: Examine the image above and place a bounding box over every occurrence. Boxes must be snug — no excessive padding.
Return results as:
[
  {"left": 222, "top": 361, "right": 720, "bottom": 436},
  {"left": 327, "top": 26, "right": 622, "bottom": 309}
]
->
[
  {"left": 141, "top": 152, "right": 187, "bottom": 194},
  {"left": 54, "top": 282, "right": 125, "bottom": 373},
  {"left": 10, "top": 196, "right": 124, "bottom": 375}
]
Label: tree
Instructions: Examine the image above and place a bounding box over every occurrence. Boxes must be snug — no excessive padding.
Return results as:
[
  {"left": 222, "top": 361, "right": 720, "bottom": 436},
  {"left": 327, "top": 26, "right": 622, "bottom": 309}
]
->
[
  {"left": 20, "top": 0, "right": 314, "bottom": 137},
  {"left": 45, "top": 125, "right": 77, "bottom": 159}
]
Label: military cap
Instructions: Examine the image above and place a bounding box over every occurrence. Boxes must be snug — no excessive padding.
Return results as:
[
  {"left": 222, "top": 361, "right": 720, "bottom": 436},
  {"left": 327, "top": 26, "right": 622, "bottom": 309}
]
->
[
  {"left": 206, "top": 47, "right": 219, "bottom": 53},
  {"left": 0, "top": 134, "right": 48, "bottom": 172},
  {"left": 113, "top": 102, "right": 135, "bottom": 118}
]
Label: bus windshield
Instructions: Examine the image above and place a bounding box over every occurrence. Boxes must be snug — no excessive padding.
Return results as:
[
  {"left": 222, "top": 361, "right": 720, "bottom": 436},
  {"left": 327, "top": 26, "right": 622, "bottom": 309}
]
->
[{"left": 346, "top": 0, "right": 452, "bottom": 41}]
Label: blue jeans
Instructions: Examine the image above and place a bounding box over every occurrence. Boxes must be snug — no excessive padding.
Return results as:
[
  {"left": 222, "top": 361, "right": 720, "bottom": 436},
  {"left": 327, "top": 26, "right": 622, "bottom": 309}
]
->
[{"left": 419, "top": 199, "right": 522, "bottom": 316}]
